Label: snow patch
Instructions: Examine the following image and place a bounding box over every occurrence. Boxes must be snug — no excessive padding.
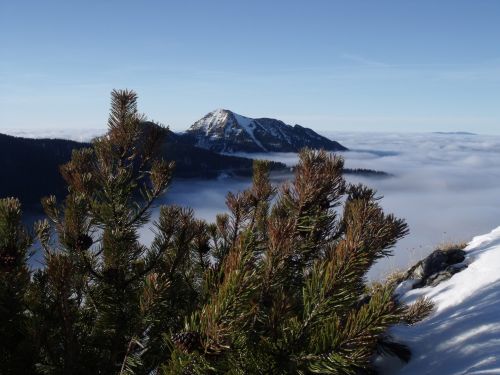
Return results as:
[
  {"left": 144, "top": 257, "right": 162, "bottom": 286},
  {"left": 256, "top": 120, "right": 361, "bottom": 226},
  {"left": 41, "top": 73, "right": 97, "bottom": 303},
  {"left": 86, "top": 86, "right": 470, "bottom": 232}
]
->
[{"left": 379, "top": 226, "right": 500, "bottom": 375}]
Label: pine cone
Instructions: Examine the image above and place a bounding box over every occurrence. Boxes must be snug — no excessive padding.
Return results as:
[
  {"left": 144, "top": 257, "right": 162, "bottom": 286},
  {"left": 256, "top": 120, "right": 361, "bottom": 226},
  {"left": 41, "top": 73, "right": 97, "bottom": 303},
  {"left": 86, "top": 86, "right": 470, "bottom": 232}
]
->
[
  {"left": 198, "top": 241, "right": 210, "bottom": 255},
  {"left": 76, "top": 234, "right": 93, "bottom": 250},
  {"left": 0, "top": 255, "right": 16, "bottom": 269},
  {"left": 172, "top": 331, "right": 202, "bottom": 353}
]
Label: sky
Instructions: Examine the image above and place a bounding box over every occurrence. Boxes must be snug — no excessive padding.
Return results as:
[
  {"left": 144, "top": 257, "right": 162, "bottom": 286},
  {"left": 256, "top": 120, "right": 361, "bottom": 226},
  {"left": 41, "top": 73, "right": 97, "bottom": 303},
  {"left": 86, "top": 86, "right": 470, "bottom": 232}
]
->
[{"left": 1, "top": 0, "right": 499, "bottom": 134}]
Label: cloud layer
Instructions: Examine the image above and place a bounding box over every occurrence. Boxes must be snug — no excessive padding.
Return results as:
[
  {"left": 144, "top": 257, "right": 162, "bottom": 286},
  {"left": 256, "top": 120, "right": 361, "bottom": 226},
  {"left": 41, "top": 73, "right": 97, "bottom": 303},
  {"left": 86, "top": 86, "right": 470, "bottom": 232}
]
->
[
  {"left": 156, "top": 132, "right": 500, "bottom": 279},
  {"left": 15, "top": 128, "right": 500, "bottom": 279}
]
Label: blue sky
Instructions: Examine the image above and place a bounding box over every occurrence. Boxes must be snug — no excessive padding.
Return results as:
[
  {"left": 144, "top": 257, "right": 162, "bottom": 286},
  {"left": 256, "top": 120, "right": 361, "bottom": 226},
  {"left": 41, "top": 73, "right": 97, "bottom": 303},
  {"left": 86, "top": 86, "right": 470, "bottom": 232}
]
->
[{"left": 1, "top": 0, "right": 499, "bottom": 134}]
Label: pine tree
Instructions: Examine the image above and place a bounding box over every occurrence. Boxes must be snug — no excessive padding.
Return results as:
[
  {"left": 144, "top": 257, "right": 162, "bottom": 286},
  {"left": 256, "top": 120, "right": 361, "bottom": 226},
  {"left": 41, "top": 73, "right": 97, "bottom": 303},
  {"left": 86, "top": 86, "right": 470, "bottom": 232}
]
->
[
  {"left": 0, "top": 198, "right": 36, "bottom": 374},
  {"left": 0, "top": 90, "right": 432, "bottom": 374},
  {"left": 30, "top": 89, "right": 179, "bottom": 374},
  {"left": 160, "top": 151, "right": 431, "bottom": 375}
]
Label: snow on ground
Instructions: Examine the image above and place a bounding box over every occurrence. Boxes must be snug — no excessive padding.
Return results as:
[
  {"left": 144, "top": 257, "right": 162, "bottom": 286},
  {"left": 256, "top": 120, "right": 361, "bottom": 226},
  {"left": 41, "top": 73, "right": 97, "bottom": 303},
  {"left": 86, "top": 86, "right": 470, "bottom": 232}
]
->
[{"left": 379, "top": 226, "right": 500, "bottom": 375}]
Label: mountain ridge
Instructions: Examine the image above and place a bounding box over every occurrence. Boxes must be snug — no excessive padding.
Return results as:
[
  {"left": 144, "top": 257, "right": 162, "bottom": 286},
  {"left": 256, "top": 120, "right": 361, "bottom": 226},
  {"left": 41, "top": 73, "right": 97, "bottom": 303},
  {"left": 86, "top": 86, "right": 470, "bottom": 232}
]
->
[
  {"left": 183, "top": 109, "right": 348, "bottom": 153},
  {"left": 0, "top": 130, "right": 285, "bottom": 209}
]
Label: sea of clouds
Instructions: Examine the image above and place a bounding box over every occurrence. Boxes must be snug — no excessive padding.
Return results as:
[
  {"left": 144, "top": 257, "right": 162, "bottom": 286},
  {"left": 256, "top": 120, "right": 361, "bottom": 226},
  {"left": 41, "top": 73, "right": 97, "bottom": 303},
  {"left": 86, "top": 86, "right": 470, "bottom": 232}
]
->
[
  {"left": 11, "top": 128, "right": 500, "bottom": 279},
  {"left": 159, "top": 131, "right": 500, "bottom": 279},
  {"left": 329, "top": 132, "right": 500, "bottom": 278},
  {"left": 3, "top": 128, "right": 107, "bottom": 142}
]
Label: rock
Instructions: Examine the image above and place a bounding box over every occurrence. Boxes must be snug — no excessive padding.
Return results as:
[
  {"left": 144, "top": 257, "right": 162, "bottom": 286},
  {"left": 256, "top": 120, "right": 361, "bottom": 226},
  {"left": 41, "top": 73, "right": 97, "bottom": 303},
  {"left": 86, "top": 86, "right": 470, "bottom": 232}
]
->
[{"left": 403, "top": 248, "right": 467, "bottom": 288}]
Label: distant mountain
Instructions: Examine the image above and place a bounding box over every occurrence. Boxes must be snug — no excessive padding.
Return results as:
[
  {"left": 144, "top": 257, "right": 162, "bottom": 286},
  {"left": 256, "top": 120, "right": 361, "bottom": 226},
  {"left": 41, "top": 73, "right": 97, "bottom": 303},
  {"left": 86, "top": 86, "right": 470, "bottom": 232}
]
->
[
  {"left": 433, "top": 131, "right": 477, "bottom": 136},
  {"left": 149, "top": 124, "right": 285, "bottom": 178},
  {"left": 0, "top": 128, "right": 285, "bottom": 209},
  {"left": 0, "top": 133, "right": 87, "bottom": 209},
  {"left": 183, "top": 109, "right": 348, "bottom": 153}
]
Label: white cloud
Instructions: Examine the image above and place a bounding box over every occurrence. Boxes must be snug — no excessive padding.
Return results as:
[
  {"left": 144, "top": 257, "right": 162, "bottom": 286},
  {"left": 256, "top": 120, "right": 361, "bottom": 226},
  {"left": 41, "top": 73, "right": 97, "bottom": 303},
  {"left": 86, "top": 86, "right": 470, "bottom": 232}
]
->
[
  {"left": 17, "top": 129, "right": 500, "bottom": 279},
  {"left": 2, "top": 128, "right": 106, "bottom": 142},
  {"left": 151, "top": 132, "right": 500, "bottom": 280}
]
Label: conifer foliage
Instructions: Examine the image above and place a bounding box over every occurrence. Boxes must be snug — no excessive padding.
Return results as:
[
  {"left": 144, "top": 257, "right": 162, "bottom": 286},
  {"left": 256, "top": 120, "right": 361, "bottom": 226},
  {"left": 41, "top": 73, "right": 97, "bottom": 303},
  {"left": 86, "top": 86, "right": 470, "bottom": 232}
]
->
[
  {"left": 0, "top": 90, "right": 431, "bottom": 374},
  {"left": 0, "top": 198, "right": 35, "bottom": 374}
]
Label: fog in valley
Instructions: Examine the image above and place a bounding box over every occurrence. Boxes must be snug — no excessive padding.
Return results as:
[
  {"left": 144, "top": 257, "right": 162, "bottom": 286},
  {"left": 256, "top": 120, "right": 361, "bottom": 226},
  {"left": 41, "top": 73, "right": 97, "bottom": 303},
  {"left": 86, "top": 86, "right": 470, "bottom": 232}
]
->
[
  {"left": 331, "top": 132, "right": 500, "bottom": 277},
  {"left": 22, "top": 130, "right": 500, "bottom": 279},
  {"left": 152, "top": 132, "right": 500, "bottom": 279}
]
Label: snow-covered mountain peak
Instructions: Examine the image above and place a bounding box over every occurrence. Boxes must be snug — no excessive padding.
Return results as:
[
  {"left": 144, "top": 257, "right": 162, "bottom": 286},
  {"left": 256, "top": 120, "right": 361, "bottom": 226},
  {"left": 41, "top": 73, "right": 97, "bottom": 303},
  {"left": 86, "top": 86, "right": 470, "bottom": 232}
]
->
[
  {"left": 186, "top": 109, "right": 348, "bottom": 153},
  {"left": 191, "top": 109, "right": 231, "bottom": 133}
]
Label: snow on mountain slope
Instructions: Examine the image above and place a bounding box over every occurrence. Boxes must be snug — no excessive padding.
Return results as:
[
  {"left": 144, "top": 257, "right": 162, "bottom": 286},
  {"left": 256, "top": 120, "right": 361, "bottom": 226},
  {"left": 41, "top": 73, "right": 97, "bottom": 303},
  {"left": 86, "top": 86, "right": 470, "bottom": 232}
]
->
[
  {"left": 232, "top": 112, "right": 267, "bottom": 151},
  {"left": 185, "top": 109, "right": 347, "bottom": 153},
  {"left": 380, "top": 226, "right": 500, "bottom": 375}
]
